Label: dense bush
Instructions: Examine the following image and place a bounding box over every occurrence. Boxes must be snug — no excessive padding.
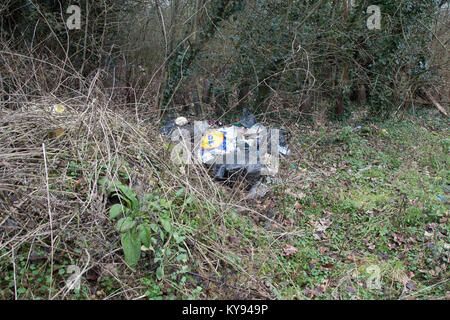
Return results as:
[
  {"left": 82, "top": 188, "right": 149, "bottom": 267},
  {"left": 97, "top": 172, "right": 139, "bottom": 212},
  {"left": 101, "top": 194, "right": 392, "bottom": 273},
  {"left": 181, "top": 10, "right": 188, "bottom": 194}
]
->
[
  {"left": 1, "top": 0, "right": 447, "bottom": 118},
  {"left": 204, "top": 0, "right": 445, "bottom": 117}
]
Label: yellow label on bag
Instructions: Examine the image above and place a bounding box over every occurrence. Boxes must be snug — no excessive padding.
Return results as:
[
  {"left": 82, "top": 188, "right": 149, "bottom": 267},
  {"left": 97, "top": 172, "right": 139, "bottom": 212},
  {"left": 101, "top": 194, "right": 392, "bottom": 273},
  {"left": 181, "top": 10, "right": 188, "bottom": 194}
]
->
[{"left": 201, "top": 131, "right": 225, "bottom": 150}]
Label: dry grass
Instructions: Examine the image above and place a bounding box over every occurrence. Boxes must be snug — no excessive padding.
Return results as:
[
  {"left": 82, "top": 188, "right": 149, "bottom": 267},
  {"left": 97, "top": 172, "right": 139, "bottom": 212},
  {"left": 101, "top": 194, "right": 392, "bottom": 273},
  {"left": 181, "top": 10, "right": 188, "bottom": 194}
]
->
[{"left": 0, "top": 55, "right": 281, "bottom": 298}]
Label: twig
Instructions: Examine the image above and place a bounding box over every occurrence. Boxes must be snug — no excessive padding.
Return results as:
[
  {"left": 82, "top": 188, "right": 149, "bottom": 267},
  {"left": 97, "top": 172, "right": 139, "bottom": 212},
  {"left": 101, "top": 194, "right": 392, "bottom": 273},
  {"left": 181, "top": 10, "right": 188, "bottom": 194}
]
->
[
  {"left": 42, "top": 143, "right": 54, "bottom": 299},
  {"left": 424, "top": 89, "right": 448, "bottom": 117},
  {"left": 12, "top": 247, "right": 17, "bottom": 300},
  {"left": 187, "top": 271, "right": 272, "bottom": 300},
  {"left": 400, "top": 278, "right": 449, "bottom": 300}
]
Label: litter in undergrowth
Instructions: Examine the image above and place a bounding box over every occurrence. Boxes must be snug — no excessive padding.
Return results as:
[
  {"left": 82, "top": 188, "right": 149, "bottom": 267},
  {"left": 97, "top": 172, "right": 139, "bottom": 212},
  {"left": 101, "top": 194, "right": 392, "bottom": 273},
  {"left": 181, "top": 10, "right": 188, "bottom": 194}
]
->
[
  {"left": 247, "top": 180, "right": 270, "bottom": 199},
  {"left": 175, "top": 116, "right": 188, "bottom": 126},
  {"left": 160, "top": 109, "right": 290, "bottom": 196},
  {"left": 52, "top": 104, "right": 66, "bottom": 114}
]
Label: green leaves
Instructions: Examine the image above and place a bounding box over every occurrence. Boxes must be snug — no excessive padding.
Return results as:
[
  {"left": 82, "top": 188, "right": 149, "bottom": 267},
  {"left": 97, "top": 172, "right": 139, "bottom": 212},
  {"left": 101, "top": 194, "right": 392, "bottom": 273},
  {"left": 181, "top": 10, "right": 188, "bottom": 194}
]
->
[
  {"left": 156, "top": 266, "right": 164, "bottom": 280},
  {"left": 121, "top": 230, "right": 141, "bottom": 269},
  {"left": 137, "top": 224, "right": 152, "bottom": 249},
  {"left": 116, "top": 217, "right": 136, "bottom": 233},
  {"left": 101, "top": 179, "right": 139, "bottom": 210},
  {"left": 115, "top": 184, "right": 139, "bottom": 208},
  {"left": 160, "top": 217, "right": 172, "bottom": 234},
  {"left": 103, "top": 180, "right": 189, "bottom": 276},
  {"left": 109, "top": 204, "right": 124, "bottom": 220}
]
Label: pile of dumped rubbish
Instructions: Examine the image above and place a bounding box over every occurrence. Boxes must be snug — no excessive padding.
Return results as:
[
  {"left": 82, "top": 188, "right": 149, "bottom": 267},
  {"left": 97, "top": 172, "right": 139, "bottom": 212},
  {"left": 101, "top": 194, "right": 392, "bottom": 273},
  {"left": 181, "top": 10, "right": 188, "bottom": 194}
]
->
[{"left": 160, "top": 109, "right": 290, "bottom": 198}]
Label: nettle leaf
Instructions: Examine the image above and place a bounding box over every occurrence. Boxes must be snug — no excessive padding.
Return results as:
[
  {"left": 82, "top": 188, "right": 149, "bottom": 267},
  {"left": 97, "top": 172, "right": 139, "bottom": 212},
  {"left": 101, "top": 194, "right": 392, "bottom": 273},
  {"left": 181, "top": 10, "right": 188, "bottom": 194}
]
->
[
  {"left": 109, "top": 204, "right": 124, "bottom": 220},
  {"left": 116, "top": 184, "right": 138, "bottom": 208},
  {"left": 103, "top": 179, "right": 121, "bottom": 194},
  {"left": 156, "top": 266, "right": 164, "bottom": 280},
  {"left": 159, "top": 198, "right": 171, "bottom": 209},
  {"left": 185, "top": 196, "right": 194, "bottom": 205},
  {"left": 180, "top": 265, "right": 189, "bottom": 273},
  {"left": 176, "top": 254, "right": 188, "bottom": 263},
  {"left": 116, "top": 217, "right": 136, "bottom": 233},
  {"left": 173, "top": 232, "right": 186, "bottom": 244},
  {"left": 151, "top": 201, "right": 161, "bottom": 211},
  {"left": 175, "top": 188, "right": 185, "bottom": 198},
  {"left": 121, "top": 230, "right": 141, "bottom": 269},
  {"left": 160, "top": 218, "right": 172, "bottom": 233},
  {"left": 98, "top": 177, "right": 108, "bottom": 190},
  {"left": 115, "top": 193, "right": 131, "bottom": 208},
  {"left": 150, "top": 223, "right": 160, "bottom": 233},
  {"left": 137, "top": 224, "right": 151, "bottom": 248}
]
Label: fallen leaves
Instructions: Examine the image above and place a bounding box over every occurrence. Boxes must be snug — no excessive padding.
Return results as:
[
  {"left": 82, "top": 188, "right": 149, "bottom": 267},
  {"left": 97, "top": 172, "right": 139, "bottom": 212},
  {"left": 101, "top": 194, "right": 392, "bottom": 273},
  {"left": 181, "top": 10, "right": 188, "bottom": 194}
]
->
[
  {"left": 74, "top": 177, "right": 84, "bottom": 189},
  {"left": 318, "top": 246, "right": 328, "bottom": 254},
  {"left": 48, "top": 127, "right": 65, "bottom": 139},
  {"left": 345, "top": 285, "right": 357, "bottom": 294},
  {"left": 314, "top": 217, "right": 332, "bottom": 233},
  {"left": 304, "top": 280, "right": 330, "bottom": 299},
  {"left": 308, "top": 211, "right": 333, "bottom": 241},
  {"left": 227, "top": 236, "right": 241, "bottom": 247},
  {"left": 285, "top": 188, "right": 306, "bottom": 199},
  {"left": 405, "top": 281, "right": 416, "bottom": 291},
  {"left": 281, "top": 244, "right": 298, "bottom": 257},
  {"left": 392, "top": 232, "right": 406, "bottom": 245},
  {"left": 424, "top": 231, "right": 434, "bottom": 238}
]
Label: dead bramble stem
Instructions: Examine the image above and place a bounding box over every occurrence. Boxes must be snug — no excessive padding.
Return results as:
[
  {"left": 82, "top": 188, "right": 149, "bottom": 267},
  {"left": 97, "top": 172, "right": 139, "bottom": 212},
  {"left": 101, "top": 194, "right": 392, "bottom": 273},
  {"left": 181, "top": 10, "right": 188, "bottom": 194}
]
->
[{"left": 42, "top": 143, "right": 54, "bottom": 299}]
